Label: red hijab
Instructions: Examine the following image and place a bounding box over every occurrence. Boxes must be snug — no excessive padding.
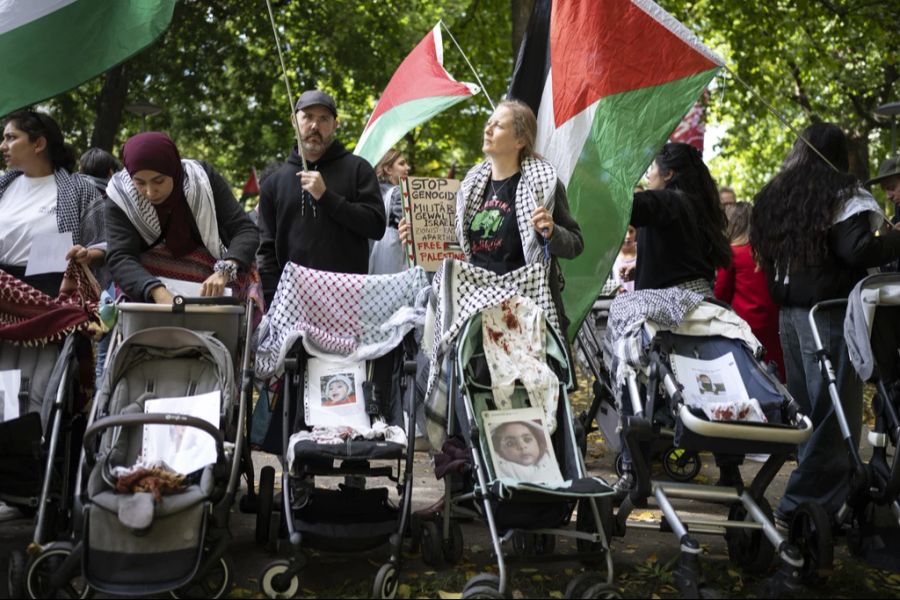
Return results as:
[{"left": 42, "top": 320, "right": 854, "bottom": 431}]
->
[{"left": 121, "top": 132, "right": 198, "bottom": 257}]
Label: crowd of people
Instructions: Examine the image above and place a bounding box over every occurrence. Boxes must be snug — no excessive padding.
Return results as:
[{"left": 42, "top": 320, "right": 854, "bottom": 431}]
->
[{"left": 2, "top": 88, "right": 900, "bottom": 530}]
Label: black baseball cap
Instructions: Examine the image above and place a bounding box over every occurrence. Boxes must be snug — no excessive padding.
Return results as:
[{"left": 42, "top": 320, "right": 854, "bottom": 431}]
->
[{"left": 294, "top": 90, "right": 337, "bottom": 118}]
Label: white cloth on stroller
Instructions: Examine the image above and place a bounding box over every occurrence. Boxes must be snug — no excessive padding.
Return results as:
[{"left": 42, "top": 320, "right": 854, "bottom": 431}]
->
[
  {"left": 286, "top": 421, "right": 408, "bottom": 470},
  {"left": 423, "top": 259, "right": 559, "bottom": 450},
  {"left": 482, "top": 295, "right": 559, "bottom": 434},
  {"left": 254, "top": 264, "right": 430, "bottom": 378}
]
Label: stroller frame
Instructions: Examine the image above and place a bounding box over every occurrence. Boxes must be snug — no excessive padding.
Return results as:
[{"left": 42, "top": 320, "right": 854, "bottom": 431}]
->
[
  {"left": 613, "top": 325, "right": 814, "bottom": 597},
  {"left": 425, "top": 312, "right": 615, "bottom": 598},
  {"left": 35, "top": 297, "right": 255, "bottom": 599}
]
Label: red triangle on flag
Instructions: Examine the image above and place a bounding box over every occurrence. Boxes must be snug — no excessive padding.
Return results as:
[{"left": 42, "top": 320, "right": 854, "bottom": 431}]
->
[
  {"left": 550, "top": 0, "right": 719, "bottom": 128},
  {"left": 242, "top": 169, "right": 259, "bottom": 195}
]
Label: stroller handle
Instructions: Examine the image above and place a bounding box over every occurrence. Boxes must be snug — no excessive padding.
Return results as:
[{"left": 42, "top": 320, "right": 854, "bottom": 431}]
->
[
  {"left": 807, "top": 299, "right": 848, "bottom": 352},
  {"left": 83, "top": 413, "right": 226, "bottom": 463}
]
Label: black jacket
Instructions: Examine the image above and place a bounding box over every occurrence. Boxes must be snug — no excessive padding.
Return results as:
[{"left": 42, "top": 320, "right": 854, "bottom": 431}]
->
[
  {"left": 106, "top": 161, "right": 259, "bottom": 301},
  {"left": 257, "top": 140, "right": 385, "bottom": 304},
  {"left": 767, "top": 212, "right": 900, "bottom": 307},
  {"left": 631, "top": 189, "right": 716, "bottom": 290}
]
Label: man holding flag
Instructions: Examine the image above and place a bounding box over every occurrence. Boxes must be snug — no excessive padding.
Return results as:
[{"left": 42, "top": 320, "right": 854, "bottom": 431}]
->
[{"left": 257, "top": 90, "right": 386, "bottom": 306}]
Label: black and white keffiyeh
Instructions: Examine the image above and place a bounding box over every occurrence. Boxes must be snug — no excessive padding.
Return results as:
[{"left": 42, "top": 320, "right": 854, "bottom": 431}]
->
[
  {"left": 106, "top": 160, "right": 226, "bottom": 258},
  {"left": 254, "top": 264, "right": 430, "bottom": 379},
  {"left": 423, "top": 259, "right": 559, "bottom": 449},
  {"left": 456, "top": 156, "right": 558, "bottom": 269}
]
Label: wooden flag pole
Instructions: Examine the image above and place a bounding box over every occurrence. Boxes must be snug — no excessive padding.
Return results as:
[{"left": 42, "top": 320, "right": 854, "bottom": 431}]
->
[{"left": 265, "top": 0, "right": 307, "bottom": 171}]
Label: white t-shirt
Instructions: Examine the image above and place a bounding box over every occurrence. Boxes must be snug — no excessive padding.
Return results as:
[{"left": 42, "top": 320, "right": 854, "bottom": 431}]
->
[{"left": 0, "top": 174, "right": 58, "bottom": 266}]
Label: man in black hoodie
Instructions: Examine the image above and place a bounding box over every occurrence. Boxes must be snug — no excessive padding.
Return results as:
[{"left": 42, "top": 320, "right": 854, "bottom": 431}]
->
[{"left": 257, "top": 90, "right": 386, "bottom": 305}]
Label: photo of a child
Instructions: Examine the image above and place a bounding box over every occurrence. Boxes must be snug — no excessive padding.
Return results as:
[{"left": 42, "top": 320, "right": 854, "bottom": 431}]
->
[
  {"left": 485, "top": 414, "right": 563, "bottom": 484},
  {"left": 320, "top": 373, "right": 357, "bottom": 407},
  {"left": 696, "top": 373, "right": 726, "bottom": 394}
]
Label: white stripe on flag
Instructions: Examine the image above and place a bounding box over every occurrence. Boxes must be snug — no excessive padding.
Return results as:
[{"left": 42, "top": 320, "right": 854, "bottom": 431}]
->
[
  {"left": 630, "top": 0, "right": 724, "bottom": 66},
  {"left": 0, "top": 0, "right": 78, "bottom": 36}
]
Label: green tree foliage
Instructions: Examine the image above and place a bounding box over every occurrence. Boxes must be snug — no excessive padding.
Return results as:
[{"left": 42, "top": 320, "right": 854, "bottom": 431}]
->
[
  {"left": 660, "top": 0, "right": 900, "bottom": 202},
  {"left": 39, "top": 0, "right": 512, "bottom": 189}
]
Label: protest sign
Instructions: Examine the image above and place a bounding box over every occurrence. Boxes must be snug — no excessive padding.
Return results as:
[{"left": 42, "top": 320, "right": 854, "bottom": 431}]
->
[{"left": 400, "top": 176, "right": 465, "bottom": 272}]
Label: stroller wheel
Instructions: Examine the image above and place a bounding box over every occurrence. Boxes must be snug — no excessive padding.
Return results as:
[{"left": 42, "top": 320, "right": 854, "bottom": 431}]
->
[
  {"left": 169, "top": 555, "right": 234, "bottom": 599},
  {"left": 463, "top": 573, "right": 501, "bottom": 594},
  {"left": 725, "top": 498, "right": 775, "bottom": 575},
  {"left": 420, "top": 521, "right": 443, "bottom": 567},
  {"left": 25, "top": 545, "right": 92, "bottom": 599},
  {"left": 8, "top": 550, "right": 26, "bottom": 598},
  {"left": 462, "top": 586, "right": 505, "bottom": 599},
  {"left": 788, "top": 501, "right": 834, "bottom": 584},
  {"left": 373, "top": 563, "right": 399, "bottom": 599},
  {"left": 614, "top": 454, "right": 626, "bottom": 477},
  {"left": 260, "top": 560, "right": 299, "bottom": 600},
  {"left": 564, "top": 573, "right": 607, "bottom": 599},
  {"left": 442, "top": 520, "right": 465, "bottom": 564},
  {"left": 662, "top": 447, "right": 701, "bottom": 482},
  {"left": 256, "top": 465, "right": 276, "bottom": 546},
  {"left": 582, "top": 582, "right": 622, "bottom": 599},
  {"left": 511, "top": 531, "right": 536, "bottom": 556}
]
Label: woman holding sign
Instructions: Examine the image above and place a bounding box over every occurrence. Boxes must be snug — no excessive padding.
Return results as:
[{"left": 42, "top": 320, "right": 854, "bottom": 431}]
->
[
  {"left": 105, "top": 132, "right": 259, "bottom": 304},
  {"left": 369, "top": 148, "right": 410, "bottom": 275},
  {"left": 400, "top": 100, "right": 583, "bottom": 330},
  {"left": 0, "top": 110, "right": 105, "bottom": 295}
]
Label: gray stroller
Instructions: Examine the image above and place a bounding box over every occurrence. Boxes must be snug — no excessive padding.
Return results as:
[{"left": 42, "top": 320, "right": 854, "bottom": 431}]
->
[{"left": 32, "top": 297, "right": 254, "bottom": 598}]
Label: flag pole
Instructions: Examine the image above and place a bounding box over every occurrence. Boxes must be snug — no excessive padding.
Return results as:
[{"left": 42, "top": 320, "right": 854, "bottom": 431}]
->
[
  {"left": 265, "top": 0, "right": 308, "bottom": 171},
  {"left": 723, "top": 66, "right": 840, "bottom": 174},
  {"left": 440, "top": 20, "right": 496, "bottom": 112}
]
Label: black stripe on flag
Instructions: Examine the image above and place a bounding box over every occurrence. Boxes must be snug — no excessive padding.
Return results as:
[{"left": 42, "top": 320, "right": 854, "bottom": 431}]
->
[{"left": 508, "top": 0, "right": 551, "bottom": 116}]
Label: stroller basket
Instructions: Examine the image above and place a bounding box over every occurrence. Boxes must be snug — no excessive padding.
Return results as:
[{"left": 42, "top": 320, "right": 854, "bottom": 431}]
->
[{"left": 294, "top": 487, "right": 399, "bottom": 552}]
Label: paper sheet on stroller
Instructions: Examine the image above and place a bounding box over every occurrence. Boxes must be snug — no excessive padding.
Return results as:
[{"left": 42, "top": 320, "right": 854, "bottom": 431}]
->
[
  {"left": 303, "top": 357, "right": 370, "bottom": 430},
  {"left": 0, "top": 369, "right": 21, "bottom": 422},
  {"left": 141, "top": 391, "right": 220, "bottom": 475},
  {"left": 482, "top": 407, "right": 564, "bottom": 486},
  {"left": 157, "top": 276, "right": 232, "bottom": 297},
  {"left": 670, "top": 353, "right": 767, "bottom": 423}
]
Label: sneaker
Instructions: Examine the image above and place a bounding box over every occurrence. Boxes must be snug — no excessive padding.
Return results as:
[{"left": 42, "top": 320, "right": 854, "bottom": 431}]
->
[
  {"left": 0, "top": 501, "right": 23, "bottom": 522},
  {"left": 613, "top": 471, "right": 635, "bottom": 502}
]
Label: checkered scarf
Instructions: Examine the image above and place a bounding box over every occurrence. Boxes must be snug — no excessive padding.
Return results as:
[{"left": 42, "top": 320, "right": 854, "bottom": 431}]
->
[
  {"left": 106, "top": 160, "right": 226, "bottom": 259},
  {"left": 423, "top": 259, "right": 559, "bottom": 449},
  {"left": 254, "top": 264, "right": 430, "bottom": 378},
  {"left": 456, "top": 157, "right": 558, "bottom": 268}
]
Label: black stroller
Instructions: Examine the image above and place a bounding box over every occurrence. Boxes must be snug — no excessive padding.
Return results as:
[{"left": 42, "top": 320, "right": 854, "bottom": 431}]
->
[{"left": 252, "top": 264, "right": 428, "bottom": 599}]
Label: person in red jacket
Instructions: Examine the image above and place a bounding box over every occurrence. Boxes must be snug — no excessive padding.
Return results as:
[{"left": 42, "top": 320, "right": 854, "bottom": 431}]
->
[{"left": 714, "top": 202, "right": 785, "bottom": 380}]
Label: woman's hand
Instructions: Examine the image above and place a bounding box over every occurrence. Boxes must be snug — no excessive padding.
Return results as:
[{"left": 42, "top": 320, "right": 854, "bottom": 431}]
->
[
  {"left": 531, "top": 206, "right": 554, "bottom": 239},
  {"left": 201, "top": 271, "right": 229, "bottom": 297},
  {"left": 150, "top": 285, "right": 174, "bottom": 304},
  {"left": 398, "top": 217, "right": 412, "bottom": 244},
  {"left": 65, "top": 245, "right": 105, "bottom": 267}
]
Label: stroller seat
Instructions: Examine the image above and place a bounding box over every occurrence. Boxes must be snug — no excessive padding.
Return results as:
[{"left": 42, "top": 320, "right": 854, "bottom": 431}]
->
[{"left": 292, "top": 438, "right": 406, "bottom": 462}]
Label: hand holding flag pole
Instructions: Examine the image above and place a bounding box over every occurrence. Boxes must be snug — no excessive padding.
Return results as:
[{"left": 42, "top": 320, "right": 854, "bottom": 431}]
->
[{"left": 264, "top": 0, "right": 308, "bottom": 172}]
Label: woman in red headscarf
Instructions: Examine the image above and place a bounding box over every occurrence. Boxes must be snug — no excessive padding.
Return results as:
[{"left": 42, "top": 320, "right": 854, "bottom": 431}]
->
[{"left": 105, "top": 132, "right": 259, "bottom": 304}]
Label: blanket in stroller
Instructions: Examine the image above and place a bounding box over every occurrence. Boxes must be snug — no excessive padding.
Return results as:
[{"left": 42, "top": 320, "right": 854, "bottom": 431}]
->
[
  {"left": 254, "top": 264, "right": 430, "bottom": 378},
  {"left": 423, "top": 259, "right": 559, "bottom": 449}
]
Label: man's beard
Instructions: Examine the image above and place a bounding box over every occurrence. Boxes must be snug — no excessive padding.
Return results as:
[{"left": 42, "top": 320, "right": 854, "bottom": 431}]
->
[{"left": 301, "top": 131, "right": 333, "bottom": 155}]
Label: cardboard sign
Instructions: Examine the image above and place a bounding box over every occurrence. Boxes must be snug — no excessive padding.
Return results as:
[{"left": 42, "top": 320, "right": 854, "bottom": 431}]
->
[{"left": 400, "top": 176, "right": 465, "bottom": 272}]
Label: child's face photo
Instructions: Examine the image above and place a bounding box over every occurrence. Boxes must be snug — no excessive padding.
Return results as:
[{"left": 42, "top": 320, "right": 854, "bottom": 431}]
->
[
  {"left": 327, "top": 379, "right": 350, "bottom": 404},
  {"left": 496, "top": 422, "right": 542, "bottom": 466}
]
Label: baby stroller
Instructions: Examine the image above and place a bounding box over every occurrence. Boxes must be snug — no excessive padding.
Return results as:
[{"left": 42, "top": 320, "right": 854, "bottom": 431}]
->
[
  {"left": 34, "top": 296, "right": 255, "bottom": 598},
  {"left": 604, "top": 294, "right": 814, "bottom": 597},
  {"left": 252, "top": 264, "right": 429, "bottom": 599},
  {"left": 802, "top": 273, "right": 900, "bottom": 572},
  {"left": 0, "top": 269, "right": 98, "bottom": 599},
  {"left": 421, "top": 260, "right": 616, "bottom": 599},
  {"left": 576, "top": 298, "right": 703, "bottom": 482}
]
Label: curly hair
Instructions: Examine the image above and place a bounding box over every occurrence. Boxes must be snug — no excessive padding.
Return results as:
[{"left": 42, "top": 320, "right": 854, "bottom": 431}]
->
[
  {"left": 655, "top": 142, "right": 732, "bottom": 269},
  {"left": 750, "top": 123, "right": 858, "bottom": 272}
]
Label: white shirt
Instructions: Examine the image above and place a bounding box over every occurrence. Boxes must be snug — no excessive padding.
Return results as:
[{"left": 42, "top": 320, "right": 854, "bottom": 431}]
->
[{"left": 0, "top": 174, "right": 58, "bottom": 266}]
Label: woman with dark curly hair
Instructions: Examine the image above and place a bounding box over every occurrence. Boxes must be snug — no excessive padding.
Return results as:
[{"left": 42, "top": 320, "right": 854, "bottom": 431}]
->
[
  {"left": 751, "top": 122, "right": 900, "bottom": 520},
  {"left": 623, "top": 142, "right": 731, "bottom": 294}
]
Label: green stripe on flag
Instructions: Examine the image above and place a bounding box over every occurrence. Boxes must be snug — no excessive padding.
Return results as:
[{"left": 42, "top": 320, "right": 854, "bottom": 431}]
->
[
  {"left": 562, "top": 69, "right": 720, "bottom": 339},
  {"left": 355, "top": 94, "right": 472, "bottom": 166},
  {"left": 0, "top": 0, "right": 176, "bottom": 116}
]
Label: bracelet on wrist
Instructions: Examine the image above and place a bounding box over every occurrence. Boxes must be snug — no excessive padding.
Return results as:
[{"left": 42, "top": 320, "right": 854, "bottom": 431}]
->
[{"left": 213, "top": 260, "right": 238, "bottom": 283}]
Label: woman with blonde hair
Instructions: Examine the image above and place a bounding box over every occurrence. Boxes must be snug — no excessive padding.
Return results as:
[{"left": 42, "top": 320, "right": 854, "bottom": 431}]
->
[{"left": 369, "top": 148, "right": 410, "bottom": 274}]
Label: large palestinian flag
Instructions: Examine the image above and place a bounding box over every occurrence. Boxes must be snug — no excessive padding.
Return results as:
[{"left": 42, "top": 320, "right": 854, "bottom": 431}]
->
[
  {"left": 355, "top": 24, "right": 479, "bottom": 166},
  {"left": 0, "top": 0, "right": 176, "bottom": 116},
  {"left": 509, "top": 0, "right": 723, "bottom": 338}
]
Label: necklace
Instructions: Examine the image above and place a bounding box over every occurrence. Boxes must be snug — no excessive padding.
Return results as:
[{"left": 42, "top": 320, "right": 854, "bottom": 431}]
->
[{"left": 489, "top": 177, "right": 512, "bottom": 202}]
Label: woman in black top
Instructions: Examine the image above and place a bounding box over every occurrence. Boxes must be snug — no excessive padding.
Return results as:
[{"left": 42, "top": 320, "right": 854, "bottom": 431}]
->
[
  {"left": 751, "top": 122, "right": 900, "bottom": 519},
  {"left": 625, "top": 142, "right": 731, "bottom": 293}
]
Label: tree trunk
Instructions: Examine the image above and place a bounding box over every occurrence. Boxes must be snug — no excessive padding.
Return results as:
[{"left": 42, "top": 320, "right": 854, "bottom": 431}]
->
[
  {"left": 846, "top": 132, "right": 870, "bottom": 183},
  {"left": 511, "top": 0, "right": 536, "bottom": 57},
  {"left": 89, "top": 64, "right": 129, "bottom": 151}
]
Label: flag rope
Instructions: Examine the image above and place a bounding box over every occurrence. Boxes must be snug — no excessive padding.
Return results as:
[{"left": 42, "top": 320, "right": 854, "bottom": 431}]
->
[
  {"left": 439, "top": 20, "right": 496, "bottom": 112},
  {"left": 724, "top": 66, "right": 841, "bottom": 174},
  {"left": 264, "top": 0, "right": 308, "bottom": 171}
]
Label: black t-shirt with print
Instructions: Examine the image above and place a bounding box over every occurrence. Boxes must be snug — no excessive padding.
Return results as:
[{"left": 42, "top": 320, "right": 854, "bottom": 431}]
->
[{"left": 468, "top": 173, "right": 524, "bottom": 275}]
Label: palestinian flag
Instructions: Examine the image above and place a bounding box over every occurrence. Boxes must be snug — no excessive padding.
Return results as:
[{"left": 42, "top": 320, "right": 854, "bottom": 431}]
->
[
  {"left": 355, "top": 23, "right": 479, "bottom": 166},
  {"left": 0, "top": 0, "right": 176, "bottom": 116},
  {"left": 509, "top": 0, "right": 723, "bottom": 338}
]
